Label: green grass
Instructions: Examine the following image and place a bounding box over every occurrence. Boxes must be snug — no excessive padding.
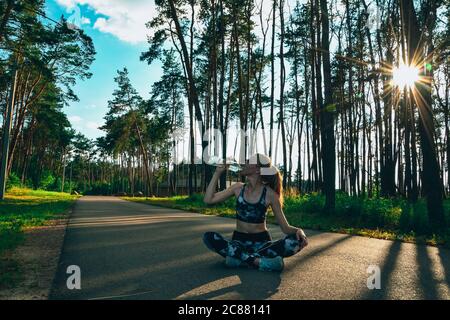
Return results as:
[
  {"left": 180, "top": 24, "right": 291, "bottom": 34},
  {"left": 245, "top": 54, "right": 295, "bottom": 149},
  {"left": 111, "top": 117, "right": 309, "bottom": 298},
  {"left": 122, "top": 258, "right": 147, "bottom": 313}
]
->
[
  {"left": 123, "top": 192, "right": 450, "bottom": 248},
  {"left": 0, "top": 187, "right": 78, "bottom": 288}
]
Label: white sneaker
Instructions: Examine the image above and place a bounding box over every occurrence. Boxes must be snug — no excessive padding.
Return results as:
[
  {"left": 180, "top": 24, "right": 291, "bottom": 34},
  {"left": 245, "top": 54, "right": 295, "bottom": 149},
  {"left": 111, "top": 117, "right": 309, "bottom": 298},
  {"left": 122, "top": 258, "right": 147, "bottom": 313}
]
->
[{"left": 258, "top": 256, "right": 284, "bottom": 272}]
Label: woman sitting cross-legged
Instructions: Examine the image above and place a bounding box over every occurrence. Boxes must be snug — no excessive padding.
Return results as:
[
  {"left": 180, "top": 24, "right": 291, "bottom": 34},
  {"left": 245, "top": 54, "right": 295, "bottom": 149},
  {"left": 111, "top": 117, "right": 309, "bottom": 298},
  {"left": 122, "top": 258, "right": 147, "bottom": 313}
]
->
[{"left": 203, "top": 153, "right": 308, "bottom": 272}]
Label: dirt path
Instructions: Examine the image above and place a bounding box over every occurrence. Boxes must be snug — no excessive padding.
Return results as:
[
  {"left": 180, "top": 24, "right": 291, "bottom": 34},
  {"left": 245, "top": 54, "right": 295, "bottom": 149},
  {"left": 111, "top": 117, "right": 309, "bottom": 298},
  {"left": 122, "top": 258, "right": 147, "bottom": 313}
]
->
[{"left": 0, "top": 218, "right": 68, "bottom": 300}]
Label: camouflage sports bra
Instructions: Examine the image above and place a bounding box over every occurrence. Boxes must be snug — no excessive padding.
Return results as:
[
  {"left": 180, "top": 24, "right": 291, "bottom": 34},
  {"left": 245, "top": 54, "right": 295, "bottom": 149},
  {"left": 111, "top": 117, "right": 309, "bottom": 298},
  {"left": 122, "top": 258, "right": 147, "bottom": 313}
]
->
[{"left": 236, "top": 183, "right": 268, "bottom": 224}]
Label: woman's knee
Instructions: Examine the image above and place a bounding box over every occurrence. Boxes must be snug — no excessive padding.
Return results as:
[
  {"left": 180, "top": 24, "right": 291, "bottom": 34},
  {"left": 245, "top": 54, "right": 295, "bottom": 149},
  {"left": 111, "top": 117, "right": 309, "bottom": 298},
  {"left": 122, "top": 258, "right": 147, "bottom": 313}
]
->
[
  {"left": 203, "top": 231, "right": 220, "bottom": 243},
  {"left": 203, "top": 232, "right": 227, "bottom": 253},
  {"left": 283, "top": 233, "right": 303, "bottom": 256},
  {"left": 203, "top": 232, "right": 216, "bottom": 248},
  {"left": 203, "top": 232, "right": 214, "bottom": 241}
]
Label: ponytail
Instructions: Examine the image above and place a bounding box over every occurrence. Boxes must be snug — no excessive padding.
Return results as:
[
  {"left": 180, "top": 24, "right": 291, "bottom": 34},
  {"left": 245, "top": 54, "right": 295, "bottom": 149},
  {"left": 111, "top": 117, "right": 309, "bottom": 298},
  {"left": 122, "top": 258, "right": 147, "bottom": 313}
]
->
[{"left": 261, "top": 169, "right": 284, "bottom": 207}]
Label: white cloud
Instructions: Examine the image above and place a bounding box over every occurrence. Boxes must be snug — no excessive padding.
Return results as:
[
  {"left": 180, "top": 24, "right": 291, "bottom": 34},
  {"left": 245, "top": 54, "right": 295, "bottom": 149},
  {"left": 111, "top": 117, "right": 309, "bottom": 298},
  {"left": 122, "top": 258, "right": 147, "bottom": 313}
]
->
[
  {"left": 69, "top": 115, "right": 82, "bottom": 123},
  {"left": 86, "top": 121, "right": 100, "bottom": 130},
  {"left": 56, "top": 0, "right": 77, "bottom": 9},
  {"left": 81, "top": 17, "right": 91, "bottom": 25},
  {"left": 56, "top": 0, "right": 156, "bottom": 44},
  {"left": 68, "top": 116, "right": 104, "bottom": 138},
  {"left": 84, "top": 120, "right": 104, "bottom": 139}
]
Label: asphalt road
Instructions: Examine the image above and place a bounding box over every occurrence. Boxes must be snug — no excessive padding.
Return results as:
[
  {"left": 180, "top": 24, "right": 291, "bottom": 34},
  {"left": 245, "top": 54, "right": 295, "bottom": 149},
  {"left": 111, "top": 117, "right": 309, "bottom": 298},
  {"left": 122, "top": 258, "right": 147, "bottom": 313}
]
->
[{"left": 50, "top": 196, "right": 450, "bottom": 300}]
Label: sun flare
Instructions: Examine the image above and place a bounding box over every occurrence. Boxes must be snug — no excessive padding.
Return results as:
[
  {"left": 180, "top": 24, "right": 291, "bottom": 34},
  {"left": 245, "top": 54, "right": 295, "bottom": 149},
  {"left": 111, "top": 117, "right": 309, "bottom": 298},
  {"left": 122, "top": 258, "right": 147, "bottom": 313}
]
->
[{"left": 392, "top": 63, "right": 420, "bottom": 89}]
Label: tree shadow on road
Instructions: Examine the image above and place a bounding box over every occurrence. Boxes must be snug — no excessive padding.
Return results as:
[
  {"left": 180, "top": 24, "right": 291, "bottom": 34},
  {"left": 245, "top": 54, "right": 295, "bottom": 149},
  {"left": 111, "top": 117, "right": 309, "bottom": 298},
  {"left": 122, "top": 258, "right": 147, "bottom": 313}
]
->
[
  {"left": 361, "top": 240, "right": 402, "bottom": 300},
  {"left": 437, "top": 247, "right": 450, "bottom": 294},
  {"left": 416, "top": 243, "right": 440, "bottom": 299},
  {"left": 361, "top": 240, "right": 448, "bottom": 300},
  {"left": 282, "top": 233, "right": 353, "bottom": 273}
]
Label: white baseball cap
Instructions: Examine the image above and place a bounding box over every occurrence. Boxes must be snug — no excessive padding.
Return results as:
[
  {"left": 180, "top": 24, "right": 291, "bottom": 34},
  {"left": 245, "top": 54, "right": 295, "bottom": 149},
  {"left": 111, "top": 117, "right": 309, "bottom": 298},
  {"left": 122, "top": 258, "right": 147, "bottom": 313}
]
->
[{"left": 247, "top": 153, "right": 278, "bottom": 176}]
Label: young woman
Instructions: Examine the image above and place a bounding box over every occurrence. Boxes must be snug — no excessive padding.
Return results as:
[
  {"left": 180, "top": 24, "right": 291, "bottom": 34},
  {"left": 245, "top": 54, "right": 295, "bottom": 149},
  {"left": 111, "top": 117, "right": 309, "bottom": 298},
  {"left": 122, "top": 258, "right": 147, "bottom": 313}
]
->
[{"left": 203, "top": 153, "right": 308, "bottom": 272}]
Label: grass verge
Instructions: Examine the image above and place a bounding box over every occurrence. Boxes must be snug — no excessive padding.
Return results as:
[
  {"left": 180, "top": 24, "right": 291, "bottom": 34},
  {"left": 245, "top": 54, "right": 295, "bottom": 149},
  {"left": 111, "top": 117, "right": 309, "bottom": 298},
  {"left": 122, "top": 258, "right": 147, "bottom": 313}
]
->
[{"left": 0, "top": 187, "right": 79, "bottom": 289}]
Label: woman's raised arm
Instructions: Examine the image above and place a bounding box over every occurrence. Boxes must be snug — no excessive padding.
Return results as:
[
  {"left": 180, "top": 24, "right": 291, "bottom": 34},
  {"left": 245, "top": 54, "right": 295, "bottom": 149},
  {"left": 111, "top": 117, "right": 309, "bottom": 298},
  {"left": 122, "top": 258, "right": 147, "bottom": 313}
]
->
[{"left": 204, "top": 166, "right": 243, "bottom": 205}]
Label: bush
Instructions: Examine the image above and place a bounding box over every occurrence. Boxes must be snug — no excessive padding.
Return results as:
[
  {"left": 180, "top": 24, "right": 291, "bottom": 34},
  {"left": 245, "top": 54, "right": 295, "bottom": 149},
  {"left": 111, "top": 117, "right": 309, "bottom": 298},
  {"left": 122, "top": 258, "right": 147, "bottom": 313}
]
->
[
  {"left": 39, "top": 171, "right": 56, "bottom": 190},
  {"left": 399, "top": 203, "right": 413, "bottom": 232},
  {"left": 358, "top": 197, "right": 403, "bottom": 229},
  {"left": 383, "top": 206, "right": 403, "bottom": 230},
  {"left": 6, "top": 172, "right": 22, "bottom": 191},
  {"left": 288, "top": 192, "right": 405, "bottom": 231},
  {"left": 187, "top": 193, "right": 204, "bottom": 203},
  {"left": 84, "top": 182, "right": 113, "bottom": 195},
  {"left": 411, "top": 204, "right": 430, "bottom": 235},
  {"left": 297, "top": 192, "right": 324, "bottom": 213},
  {"left": 335, "top": 192, "right": 363, "bottom": 218}
]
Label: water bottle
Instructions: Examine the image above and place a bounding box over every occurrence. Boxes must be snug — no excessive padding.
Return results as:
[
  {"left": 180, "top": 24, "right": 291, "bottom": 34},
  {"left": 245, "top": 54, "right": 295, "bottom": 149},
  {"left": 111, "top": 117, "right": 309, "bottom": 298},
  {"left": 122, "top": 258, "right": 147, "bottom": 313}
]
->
[
  {"left": 228, "top": 162, "right": 242, "bottom": 173},
  {"left": 207, "top": 156, "right": 242, "bottom": 173}
]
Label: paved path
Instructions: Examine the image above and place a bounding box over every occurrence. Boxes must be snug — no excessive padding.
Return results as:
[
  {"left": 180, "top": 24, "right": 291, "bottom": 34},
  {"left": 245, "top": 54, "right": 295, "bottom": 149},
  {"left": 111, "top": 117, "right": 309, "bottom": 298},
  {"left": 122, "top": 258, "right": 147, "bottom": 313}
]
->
[{"left": 50, "top": 196, "right": 450, "bottom": 300}]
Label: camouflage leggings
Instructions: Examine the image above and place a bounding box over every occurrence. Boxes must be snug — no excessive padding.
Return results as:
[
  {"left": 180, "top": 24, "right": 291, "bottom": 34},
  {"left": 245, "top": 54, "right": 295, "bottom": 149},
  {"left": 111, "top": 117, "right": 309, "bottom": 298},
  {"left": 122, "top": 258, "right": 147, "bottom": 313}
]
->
[{"left": 203, "top": 230, "right": 302, "bottom": 263}]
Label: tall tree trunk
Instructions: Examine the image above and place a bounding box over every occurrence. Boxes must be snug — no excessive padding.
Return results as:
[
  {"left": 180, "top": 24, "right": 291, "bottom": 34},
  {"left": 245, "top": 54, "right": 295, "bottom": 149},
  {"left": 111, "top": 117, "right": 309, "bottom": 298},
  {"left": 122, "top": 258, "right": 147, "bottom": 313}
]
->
[
  {"left": 279, "top": 0, "right": 287, "bottom": 188},
  {"left": 218, "top": 0, "right": 227, "bottom": 191},
  {"left": 61, "top": 147, "right": 66, "bottom": 193},
  {"left": 319, "top": 0, "right": 335, "bottom": 211},
  {"left": 269, "top": 0, "right": 276, "bottom": 157},
  {"left": 400, "top": 0, "right": 446, "bottom": 231},
  {"left": 168, "top": 0, "right": 206, "bottom": 191}
]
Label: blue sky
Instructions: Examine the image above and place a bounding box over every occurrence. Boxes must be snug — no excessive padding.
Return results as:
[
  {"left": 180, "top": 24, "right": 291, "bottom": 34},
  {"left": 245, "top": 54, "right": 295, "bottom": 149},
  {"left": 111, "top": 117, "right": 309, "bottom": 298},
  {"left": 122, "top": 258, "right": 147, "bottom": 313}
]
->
[{"left": 45, "top": 0, "right": 162, "bottom": 139}]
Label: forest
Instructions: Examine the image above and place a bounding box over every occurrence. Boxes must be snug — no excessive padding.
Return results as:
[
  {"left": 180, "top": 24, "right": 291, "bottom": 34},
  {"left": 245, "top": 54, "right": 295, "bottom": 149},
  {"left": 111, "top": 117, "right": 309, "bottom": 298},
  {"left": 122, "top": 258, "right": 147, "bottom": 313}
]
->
[{"left": 1, "top": 0, "right": 450, "bottom": 235}]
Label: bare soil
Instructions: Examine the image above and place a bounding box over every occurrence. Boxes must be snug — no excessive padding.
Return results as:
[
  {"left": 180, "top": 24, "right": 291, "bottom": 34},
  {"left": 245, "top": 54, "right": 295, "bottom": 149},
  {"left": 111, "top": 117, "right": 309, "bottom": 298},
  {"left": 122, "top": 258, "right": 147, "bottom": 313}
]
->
[{"left": 0, "top": 217, "right": 68, "bottom": 300}]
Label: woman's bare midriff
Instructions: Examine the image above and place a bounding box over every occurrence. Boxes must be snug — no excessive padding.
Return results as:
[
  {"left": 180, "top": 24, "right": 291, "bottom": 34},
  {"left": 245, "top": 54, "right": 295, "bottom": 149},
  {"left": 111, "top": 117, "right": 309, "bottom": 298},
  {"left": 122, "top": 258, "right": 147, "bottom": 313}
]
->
[{"left": 236, "top": 220, "right": 268, "bottom": 233}]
